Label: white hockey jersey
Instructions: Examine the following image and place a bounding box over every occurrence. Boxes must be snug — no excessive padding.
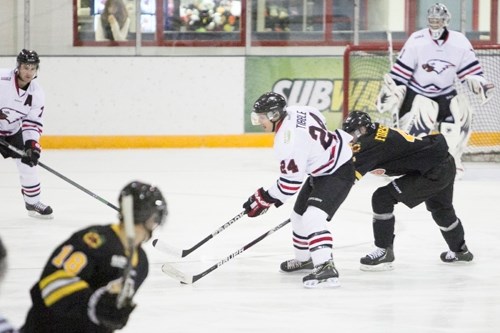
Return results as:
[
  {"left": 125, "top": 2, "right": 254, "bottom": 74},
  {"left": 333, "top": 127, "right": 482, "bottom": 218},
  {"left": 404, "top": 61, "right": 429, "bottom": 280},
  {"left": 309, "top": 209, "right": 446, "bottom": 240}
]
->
[
  {"left": 0, "top": 68, "right": 45, "bottom": 142},
  {"left": 267, "top": 106, "right": 353, "bottom": 204},
  {"left": 389, "top": 28, "right": 485, "bottom": 97}
]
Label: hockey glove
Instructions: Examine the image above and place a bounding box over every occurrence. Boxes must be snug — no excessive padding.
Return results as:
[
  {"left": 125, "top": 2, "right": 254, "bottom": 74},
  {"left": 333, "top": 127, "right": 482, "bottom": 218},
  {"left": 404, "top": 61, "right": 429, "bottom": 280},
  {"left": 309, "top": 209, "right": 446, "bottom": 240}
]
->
[
  {"left": 88, "top": 284, "right": 136, "bottom": 330},
  {"left": 21, "top": 140, "right": 41, "bottom": 167},
  {"left": 376, "top": 74, "right": 406, "bottom": 114},
  {"left": 243, "top": 187, "right": 282, "bottom": 218},
  {"left": 465, "top": 75, "right": 495, "bottom": 105}
]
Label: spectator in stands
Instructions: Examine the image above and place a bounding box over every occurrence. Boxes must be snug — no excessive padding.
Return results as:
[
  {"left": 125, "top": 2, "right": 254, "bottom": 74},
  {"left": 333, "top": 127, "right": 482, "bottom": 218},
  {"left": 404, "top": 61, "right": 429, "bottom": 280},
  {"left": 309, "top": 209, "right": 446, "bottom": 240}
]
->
[{"left": 96, "top": 0, "right": 130, "bottom": 41}]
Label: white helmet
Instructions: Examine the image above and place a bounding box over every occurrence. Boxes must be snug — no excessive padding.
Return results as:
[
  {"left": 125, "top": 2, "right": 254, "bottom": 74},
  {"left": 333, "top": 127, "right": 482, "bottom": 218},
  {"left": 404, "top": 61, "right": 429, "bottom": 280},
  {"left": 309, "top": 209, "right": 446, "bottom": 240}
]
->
[{"left": 427, "top": 3, "right": 451, "bottom": 40}]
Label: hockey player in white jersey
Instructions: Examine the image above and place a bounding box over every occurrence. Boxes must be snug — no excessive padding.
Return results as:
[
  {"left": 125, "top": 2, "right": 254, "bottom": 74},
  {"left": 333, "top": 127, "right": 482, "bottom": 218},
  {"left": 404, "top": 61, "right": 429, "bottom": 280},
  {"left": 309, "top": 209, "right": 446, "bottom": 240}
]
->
[
  {"left": 0, "top": 49, "right": 53, "bottom": 218},
  {"left": 377, "top": 3, "right": 494, "bottom": 179},
  {"left": 243, "top": 92, "right": 355, "bottom": 288}
]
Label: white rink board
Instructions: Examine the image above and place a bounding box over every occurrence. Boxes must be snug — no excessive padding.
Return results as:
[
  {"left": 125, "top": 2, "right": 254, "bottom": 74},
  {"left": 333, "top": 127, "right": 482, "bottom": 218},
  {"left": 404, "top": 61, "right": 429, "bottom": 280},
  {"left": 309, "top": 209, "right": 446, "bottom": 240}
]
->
[{"left": 0, "top": 57, "right": 245, "bottom": 135}]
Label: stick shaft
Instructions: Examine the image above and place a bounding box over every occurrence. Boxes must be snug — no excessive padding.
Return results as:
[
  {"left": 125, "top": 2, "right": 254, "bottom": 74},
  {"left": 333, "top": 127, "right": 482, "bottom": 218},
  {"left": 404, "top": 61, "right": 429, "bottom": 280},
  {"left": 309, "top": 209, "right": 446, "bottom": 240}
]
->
[
  {"left": 153, "top": 210, "right": 246, "bottom": 257},
  {"left": 0, "top": 138, "right": 119, "bottom": 211},
  {"left": 162, "top": 218, "right": 291, "bottom": 284}
]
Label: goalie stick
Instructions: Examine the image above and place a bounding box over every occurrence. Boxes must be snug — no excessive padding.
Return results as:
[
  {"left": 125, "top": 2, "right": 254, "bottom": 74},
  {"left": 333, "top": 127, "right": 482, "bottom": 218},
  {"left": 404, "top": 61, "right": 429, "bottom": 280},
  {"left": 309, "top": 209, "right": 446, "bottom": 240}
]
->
[
  {"left": 152, "top": 210, "right": 246, "bottom": 258},
  {"left": 161, "top": 218, "right": 291, "bottom": 284},
  {"left": 0, "top": 138, "right": 119, "bottom": 211}
]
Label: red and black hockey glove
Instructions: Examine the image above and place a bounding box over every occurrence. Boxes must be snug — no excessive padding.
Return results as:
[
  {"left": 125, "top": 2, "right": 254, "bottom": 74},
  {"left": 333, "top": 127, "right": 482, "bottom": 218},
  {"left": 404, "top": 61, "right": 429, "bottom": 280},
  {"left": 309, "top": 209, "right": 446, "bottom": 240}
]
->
[
  {"left": 21, "top": 140, "right": 41, "bottom": 167},
  {"left": 243, "top": 187, "right": 282, "bottom": 218}
]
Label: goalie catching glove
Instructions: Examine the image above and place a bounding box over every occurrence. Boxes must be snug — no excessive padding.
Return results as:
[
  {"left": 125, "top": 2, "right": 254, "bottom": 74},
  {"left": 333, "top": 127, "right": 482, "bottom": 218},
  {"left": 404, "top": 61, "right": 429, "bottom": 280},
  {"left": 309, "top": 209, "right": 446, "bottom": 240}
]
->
[
  {"left": 376, "top": 74, "right": 407, "bottom": 114},
  {"left": 88, "top": 278, "right": 136, "bottom": 330},
  {"left": 243, "top": 187, "right": 283, "bottom": 218},
  {"left": 465, "top": 75, "right": 495, "bottom": 105}
]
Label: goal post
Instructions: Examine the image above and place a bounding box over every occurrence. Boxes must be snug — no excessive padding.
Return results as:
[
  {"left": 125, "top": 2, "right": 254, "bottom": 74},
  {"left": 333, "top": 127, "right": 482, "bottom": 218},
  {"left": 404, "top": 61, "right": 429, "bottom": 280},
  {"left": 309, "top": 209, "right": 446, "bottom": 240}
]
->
[{"left": 343, "top": 44, "right": 500, "bottom": 161}]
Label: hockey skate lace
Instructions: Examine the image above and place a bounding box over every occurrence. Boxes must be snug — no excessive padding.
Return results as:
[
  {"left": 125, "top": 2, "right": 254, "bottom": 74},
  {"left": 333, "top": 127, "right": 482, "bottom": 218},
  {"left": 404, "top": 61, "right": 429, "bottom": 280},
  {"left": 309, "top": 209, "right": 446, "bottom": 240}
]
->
[
  {"left": 31, "top": 202, "right": 48, "bottom": 212},
  {"left": 367, "top": 248, "right": 386, "bottom": 259},
  {"left": 288, "top": 259, "right": 307, "bottom": 269},
  {"left": 444, "top": 251, "right": 456, "bottom": 260}
]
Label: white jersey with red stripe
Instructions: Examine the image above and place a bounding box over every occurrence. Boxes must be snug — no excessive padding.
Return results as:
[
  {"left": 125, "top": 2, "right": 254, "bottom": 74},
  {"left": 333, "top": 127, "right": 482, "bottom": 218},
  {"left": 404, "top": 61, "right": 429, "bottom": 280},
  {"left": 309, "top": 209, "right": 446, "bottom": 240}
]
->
[
  {"left": 0, "top": 68, "right": 45, "bottom": 142},
  {"left": 267, "top": 105, "right": 353, "bottom": 204},
  {"left": 389, "top": 28, "right": 485, "bottom": 98}
]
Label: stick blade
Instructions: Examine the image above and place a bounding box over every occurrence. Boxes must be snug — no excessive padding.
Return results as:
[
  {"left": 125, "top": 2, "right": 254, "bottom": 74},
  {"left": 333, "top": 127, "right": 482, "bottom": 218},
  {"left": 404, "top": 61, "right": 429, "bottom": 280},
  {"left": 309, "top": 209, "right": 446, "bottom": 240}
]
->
[
  {"left": 161, "top": 263, "right": 193, "bottom": 284},
  {"left": 152, "top": 239, "right": 183, "bottom": 257}
]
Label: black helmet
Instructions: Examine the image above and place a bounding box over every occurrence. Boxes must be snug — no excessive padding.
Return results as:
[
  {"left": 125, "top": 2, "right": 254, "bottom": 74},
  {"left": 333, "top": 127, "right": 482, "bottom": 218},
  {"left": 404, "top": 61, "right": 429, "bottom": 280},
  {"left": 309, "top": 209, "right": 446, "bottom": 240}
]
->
[
  {"left": 17, "top": 49, "right": 40, "bottom": 67},
  {"left": 342, "top": 111, "right": 373, "bottom": 134},
  {"left": 0, "top": 236, "right": 6, "bottom": 282},
  {"left": 252, "top": 92, "right": 287, "bottom": 123},
  {"left": 118, "top": 181, "right": 168, "bottom": 229}
]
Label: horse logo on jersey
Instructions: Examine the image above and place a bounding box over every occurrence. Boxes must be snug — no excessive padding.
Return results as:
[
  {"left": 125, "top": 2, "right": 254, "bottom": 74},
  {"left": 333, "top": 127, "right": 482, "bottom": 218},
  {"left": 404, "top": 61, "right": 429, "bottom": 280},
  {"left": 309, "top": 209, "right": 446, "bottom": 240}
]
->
[{"left": 422, "top": 59, "right": 455, "bottom": 74}]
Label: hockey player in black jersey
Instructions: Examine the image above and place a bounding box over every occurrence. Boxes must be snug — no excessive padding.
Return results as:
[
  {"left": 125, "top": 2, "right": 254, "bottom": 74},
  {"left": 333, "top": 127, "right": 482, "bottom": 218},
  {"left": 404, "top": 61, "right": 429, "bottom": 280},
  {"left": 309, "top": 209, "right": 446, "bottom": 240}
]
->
[
  {"left": 342, "top": 111, "right": 473, "bottom": 271},
  {"left": 20, "top": 181, "right": 167, "bottom": 333}
]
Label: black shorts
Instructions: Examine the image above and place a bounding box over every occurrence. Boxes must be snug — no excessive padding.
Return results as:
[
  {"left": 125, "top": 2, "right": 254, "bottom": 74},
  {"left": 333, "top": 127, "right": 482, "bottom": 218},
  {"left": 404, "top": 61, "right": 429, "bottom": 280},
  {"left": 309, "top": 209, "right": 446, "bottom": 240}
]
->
[
  {"left": 0, "top": 130, "right": 23, "bottom": 159},
  {"left": 388, "top": 154, "right": 455, "bottom": 209},
  {"left": 293, "top": 161, "right": 355, "bottom": 221}
]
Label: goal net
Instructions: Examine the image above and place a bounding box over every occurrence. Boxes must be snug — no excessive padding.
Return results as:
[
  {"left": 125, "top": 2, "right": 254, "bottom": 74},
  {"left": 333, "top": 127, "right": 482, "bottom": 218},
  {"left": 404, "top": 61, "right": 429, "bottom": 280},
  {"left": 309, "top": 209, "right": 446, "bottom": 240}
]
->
[{"left": 343, "top": 44, "right": 500, "bottom": 161}]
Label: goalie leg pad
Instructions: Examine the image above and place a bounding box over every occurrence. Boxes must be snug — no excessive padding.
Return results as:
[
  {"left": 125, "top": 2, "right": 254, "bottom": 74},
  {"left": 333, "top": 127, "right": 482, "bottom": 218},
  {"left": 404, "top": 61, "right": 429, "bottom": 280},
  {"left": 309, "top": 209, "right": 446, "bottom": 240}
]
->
[
  {"left": 398, "top": 94, "right": 439, "bottom": 137},
  {"left": 439, "top": 94, "right": 472, "bottom": 173}
]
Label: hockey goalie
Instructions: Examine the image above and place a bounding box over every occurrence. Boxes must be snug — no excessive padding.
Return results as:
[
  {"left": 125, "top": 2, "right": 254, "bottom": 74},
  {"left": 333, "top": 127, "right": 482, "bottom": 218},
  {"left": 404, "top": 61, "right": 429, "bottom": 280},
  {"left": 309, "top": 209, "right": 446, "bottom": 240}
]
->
[{"left": 376, "top": 3, "right": 495, "bottom": 179}]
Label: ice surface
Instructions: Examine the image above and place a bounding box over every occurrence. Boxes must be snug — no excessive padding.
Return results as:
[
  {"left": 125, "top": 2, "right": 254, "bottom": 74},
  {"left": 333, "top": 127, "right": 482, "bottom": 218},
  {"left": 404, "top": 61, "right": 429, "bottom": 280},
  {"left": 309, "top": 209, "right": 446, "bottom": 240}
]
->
[{"left": 1, "top": 149, "right": 499, "bottom": 333}]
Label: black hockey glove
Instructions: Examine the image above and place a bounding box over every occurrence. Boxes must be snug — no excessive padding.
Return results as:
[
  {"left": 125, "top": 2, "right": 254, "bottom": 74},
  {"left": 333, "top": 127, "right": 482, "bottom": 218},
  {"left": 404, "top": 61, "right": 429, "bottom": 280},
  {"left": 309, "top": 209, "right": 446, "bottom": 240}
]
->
[
  {"left": 88, "top": 286, "right": 136, "bottom": 330},
  {"left": 243, "top": 187, "right": 282, "bottom": 218},
  {"left": 21, "top": 140, "right": 41, "bottom": 167}
]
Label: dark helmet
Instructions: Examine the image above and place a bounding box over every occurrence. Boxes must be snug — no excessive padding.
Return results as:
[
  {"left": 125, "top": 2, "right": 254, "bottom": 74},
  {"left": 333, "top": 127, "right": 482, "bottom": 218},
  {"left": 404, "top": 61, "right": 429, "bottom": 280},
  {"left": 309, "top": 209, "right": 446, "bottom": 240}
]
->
[
  {"left": 17, "top": 49, "right": 40, "bottom": 68},
  {"left": 342, "top": 111, "right": 373, "bottom": 134},
  {"left": 118, "top": 181, "right": 168, "bottom": 229},
  {"left": 0, "top": 236, "right": 7, "bottom": 282},
  {"left": 252, "top": 92, "right": 287, "bottom": 123}
]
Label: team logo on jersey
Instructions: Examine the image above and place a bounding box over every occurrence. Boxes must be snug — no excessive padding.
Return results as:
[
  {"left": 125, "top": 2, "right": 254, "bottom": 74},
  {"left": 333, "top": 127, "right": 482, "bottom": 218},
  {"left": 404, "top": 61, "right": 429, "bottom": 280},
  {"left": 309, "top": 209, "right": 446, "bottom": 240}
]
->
[
  {"left": 83, "top": 231, "right": 104, "bottom": 249},
  {"left": 422, "top": 59, "right": 455, "bottom": 74},
  {"left": 0, "top": 107, "right": 25, "bottom": 123}
]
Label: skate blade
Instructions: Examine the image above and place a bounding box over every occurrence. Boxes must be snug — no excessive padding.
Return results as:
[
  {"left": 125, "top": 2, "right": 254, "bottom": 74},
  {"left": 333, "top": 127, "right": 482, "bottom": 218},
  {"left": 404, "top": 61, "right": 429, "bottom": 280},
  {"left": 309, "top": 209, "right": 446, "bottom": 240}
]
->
[
  {"left": 360, "top": 262, "right": 394, "bottom": 272},
  {"left": 303, "top": 277, "right": 340, "bottom": 289},
  {"left": 28, "top": 211, "right": 54, "bottom": 220}
]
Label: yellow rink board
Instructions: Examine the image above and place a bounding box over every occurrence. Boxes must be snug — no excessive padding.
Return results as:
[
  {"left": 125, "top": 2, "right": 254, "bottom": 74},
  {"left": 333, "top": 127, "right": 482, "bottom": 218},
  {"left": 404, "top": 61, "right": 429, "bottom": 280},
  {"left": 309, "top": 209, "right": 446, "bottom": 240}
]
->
[
  {"left": 40, "top": 134, "right": 275, "bottom": 149},
  {"left": 39, "top": 132, "right": 499, "bottom": 149}
]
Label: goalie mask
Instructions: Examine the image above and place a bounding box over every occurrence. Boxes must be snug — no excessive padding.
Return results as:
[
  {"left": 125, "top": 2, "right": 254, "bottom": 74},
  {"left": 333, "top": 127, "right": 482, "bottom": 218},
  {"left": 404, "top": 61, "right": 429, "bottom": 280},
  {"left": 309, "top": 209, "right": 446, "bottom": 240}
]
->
[
  {"left": 427, "top": 3, "right": 450, "bottom": 40},
  {"left": 251, "top": 92, "right": 287, "bottom": 129},
  {"left": 119, "top": 181, "right": 168, "bottom": 232}
]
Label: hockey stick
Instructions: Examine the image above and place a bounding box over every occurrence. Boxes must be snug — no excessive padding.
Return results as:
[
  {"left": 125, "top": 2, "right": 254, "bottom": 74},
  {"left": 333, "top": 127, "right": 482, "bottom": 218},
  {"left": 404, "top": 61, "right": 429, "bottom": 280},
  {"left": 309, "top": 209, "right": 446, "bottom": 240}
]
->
[
  {"left": 0, "top": 138, "right": 119, "bottom": 211},
  {"left": 152, "top": 210, "right": 246, "bottom": 258},
  {"left": 161, "top": 218, "right": 291, "bottom": 284},
  {"left": 117, "top": 194, "right": 135, "bottom": 309}
]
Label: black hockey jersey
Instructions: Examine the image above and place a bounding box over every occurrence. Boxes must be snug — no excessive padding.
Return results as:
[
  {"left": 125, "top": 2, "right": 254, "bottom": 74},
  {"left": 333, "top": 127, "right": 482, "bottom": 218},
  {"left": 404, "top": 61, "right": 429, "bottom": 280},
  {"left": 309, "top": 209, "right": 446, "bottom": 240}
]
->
[
  {"left": 22, "top": 224, "right": 148, "bottom": 333},
  {"left": 351, "top": 123, "right": 449, "bottom": 180}
]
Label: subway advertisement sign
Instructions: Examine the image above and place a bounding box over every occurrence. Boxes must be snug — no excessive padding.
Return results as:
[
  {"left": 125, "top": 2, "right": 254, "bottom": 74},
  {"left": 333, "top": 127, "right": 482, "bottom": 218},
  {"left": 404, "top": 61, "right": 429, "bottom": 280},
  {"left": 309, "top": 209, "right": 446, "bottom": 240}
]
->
[{"left": 244, "top": 56, "right": 382, "bottom": 132}]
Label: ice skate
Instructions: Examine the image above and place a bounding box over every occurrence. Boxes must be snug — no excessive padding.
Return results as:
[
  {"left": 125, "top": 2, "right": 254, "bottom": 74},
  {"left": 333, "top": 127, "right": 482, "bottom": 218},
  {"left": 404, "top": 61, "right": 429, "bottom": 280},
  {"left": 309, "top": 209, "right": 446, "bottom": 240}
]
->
[
  {"left": 302, "top": 259, "right": 340, "bottom": 288},
  {"left": 280, "top": 258, "right": 314, "bottom": 273},
  {"left": 360, "top": 246, "right": 395, "bottom": 271},
  {"left": 440, "top": 245, "right": 473, "bottom": 263},
  {"left": 25, "top": 202, "right": 53, "bottom": 219}
]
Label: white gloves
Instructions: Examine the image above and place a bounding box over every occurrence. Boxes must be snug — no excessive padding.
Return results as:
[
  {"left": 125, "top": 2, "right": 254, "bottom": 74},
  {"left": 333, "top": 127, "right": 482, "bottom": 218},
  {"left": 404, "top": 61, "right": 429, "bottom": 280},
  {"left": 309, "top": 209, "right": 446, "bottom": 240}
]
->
[
  {"left": 465, "top": 75, "right": 495, "bottom": 105},
  {"left": 376, "top": 74, "right": 407, "bottom": 114}
]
